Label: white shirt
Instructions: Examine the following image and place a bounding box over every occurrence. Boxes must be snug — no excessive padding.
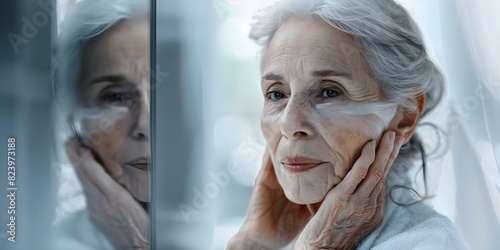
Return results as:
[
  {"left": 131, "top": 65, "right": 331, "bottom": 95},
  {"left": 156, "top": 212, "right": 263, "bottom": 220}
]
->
[{"left": 51, "top": 209, "right": 115, "bottom": 250}]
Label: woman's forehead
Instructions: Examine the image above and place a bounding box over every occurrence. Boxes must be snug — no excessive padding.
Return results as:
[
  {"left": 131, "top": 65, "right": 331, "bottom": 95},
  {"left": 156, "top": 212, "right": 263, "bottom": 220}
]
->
[
  {"left": 262, "top": 17, "right": 377, "bottom": 95},
  {"left": 79, "top": 18, "right": 149, "bottom": 87},
  {"left": 264, "top": 17, "right": 366, "bottom": 74},
  {"left": 264, "top": 38, "right": 353, "bottom": 75}
]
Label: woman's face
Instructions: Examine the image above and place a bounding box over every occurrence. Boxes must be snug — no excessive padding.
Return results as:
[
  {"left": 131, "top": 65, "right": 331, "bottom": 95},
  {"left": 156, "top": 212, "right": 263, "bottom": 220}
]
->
[
  {"left": 76, "top": 17, "right": 149, "bottom": 202},
  {"left": 261, "top": 16, "right": 399, "bottom": 204}
]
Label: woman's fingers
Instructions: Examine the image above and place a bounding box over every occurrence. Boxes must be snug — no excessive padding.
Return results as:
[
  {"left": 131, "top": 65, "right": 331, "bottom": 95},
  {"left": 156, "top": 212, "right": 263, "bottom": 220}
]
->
[
  {"left": 255, "top": 149, "right": 282, "bottom": 191},
  {"left": 356, "top": 131, "right": 396, "bottom": 196},
  {"left": 322, "top": 131, "right": 402, "bottom": 208},
  {"left": 366, "top": 179, "right": 386, "bottom": 229},
  {"left": 358, "top": 132, "right": 404, "bottom": 197},
  {"left": 384, "top": 136, "right": 405, "bottom": 177},
  {"left": 66, "top": 137, "right": 93, "bottom": 188},
  {"left": 65, "top": 137, "right": 125, "bottom": 199},
  {"left": 255, "top": 150, "right": 272, "bottom": 184},
  {"left": 334, "top": 139, "right": 376, "bottom": 195},
  {"left": 369, "top": 177, "right": 385, "bottom": 210}
]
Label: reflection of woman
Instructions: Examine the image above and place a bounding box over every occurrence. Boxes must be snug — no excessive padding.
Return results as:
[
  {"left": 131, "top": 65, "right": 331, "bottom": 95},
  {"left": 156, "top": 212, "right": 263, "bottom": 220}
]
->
[
  {"left": 228, "top": 0, "right": 469, "bottom": 249},
  {"left": 52, "top": 0, "right": 149, "bottom": 249}
]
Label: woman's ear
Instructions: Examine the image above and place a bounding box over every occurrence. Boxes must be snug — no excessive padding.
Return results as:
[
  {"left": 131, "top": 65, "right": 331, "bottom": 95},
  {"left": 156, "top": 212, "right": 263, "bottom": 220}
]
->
[{"left": 390, "top": 93, "right": 426, "bottom": 144}]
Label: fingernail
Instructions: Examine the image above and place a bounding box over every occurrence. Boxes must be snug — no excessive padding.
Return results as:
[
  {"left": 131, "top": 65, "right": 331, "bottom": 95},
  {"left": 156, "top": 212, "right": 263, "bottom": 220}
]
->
[
  {"left": 371, "top": 140, "right": 376, "bottom": 148},
  {"left": 390, "top": 131, "right": 396, "bottom": 141}
]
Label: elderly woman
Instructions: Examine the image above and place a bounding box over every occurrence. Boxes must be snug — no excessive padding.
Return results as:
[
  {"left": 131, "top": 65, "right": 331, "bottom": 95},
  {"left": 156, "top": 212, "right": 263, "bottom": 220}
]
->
[
  {"left": 52, "top": 0, "right": 150, "bottom": 249},
  {"left": 228, "top": 0, "right": 468, "bottom": 249}
]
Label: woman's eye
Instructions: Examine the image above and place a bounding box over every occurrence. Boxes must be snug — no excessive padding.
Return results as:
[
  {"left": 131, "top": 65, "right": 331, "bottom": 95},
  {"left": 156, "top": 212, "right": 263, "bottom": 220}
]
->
[
  {"left": 268, "top": 91, "right": 285, "bottom": 100},
  {"left": 321, "top": 89, "right": 341, "bottom": 98},
  {"left": 101, "top": 92, "right": 132, "bottom": 104}
]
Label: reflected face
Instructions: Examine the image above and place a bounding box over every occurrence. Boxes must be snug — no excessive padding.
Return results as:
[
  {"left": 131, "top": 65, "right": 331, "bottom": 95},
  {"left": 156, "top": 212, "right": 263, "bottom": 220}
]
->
[
  {"left": 77, "top": 17, "right": 150, "bottom": 202},
  {"left": 261, "top": 16, "right": 397, "bottom": 204}
]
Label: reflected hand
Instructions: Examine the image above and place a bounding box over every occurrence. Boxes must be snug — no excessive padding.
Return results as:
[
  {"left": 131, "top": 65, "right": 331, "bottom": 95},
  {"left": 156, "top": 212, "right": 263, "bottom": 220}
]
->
[
  {"left": 66, "top": 137, "right": 149, "bottom": 250},
  {"left": 227, "top": 150, "right": 311, "bottom": 250},
  {"left": 294, "top": 131, "right": 404, "bottom": 250}
]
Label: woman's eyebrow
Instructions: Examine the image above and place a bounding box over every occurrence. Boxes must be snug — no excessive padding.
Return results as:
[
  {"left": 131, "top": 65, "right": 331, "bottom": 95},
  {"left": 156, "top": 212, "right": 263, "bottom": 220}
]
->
[
  {"left": 261, "top": 70, "right": 351, "bottom": 81},
  {"left": 91, "top": 75, "right": 126, "bottom": 84},
  {"left": 311, "top": 70, "right": 350, "bottom": 78},
  {"left": 262, "top": 73, "right": 283, "bottom": 81}
]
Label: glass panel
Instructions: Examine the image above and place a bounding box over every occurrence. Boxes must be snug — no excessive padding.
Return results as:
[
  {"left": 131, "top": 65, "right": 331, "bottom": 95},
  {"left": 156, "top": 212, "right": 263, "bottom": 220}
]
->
[
  {"left": 153, "top": 0, "right": 214, "bottom": 248},
  {"left": 51, "top": 1, "right": 151, "bottom": 249}
]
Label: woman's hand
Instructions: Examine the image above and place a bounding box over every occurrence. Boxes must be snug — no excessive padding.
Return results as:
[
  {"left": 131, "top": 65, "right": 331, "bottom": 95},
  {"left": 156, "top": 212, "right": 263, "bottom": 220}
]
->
[
  {"left": 294, "top": 131, "right": 405, "bottom": 250},
  {"left": 227, "top": 150, "right": 312, "bottom": 250},
  {"left": 65, "top": 137, "right": 149, "bottom": 250}
]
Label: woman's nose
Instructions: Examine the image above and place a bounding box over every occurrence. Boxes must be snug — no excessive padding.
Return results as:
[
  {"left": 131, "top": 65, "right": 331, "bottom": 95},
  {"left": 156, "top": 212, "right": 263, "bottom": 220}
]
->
[
  {"left": 279, "top": 97, "right": 314, "bottom": 139},
  {"left": 131, "top": 95, "right": 149, "bottom": 140}
]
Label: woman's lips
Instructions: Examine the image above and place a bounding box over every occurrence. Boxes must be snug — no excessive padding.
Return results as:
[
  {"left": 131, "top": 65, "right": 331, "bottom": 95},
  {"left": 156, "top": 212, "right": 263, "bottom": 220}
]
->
[
  {"left": 282, "top": 157, "right": 325, "bottom": 173},
  {"left": 126, "top": 158, "right": 149, "bottom": 171}
]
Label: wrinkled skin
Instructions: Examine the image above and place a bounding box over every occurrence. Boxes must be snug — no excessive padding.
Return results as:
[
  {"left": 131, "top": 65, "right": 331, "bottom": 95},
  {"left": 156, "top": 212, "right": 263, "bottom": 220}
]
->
[
  {"left": 228, "top": 132, "right": 404, "bottom": 250},
  {"left": 228, "top": 16, "right": 424, "bottom": 249},
  {"left": 294, "top": 132, "right": 404, "bottom": 249},
  {"left": 65, "top": 17, "right": 150, "bottom": 249}
]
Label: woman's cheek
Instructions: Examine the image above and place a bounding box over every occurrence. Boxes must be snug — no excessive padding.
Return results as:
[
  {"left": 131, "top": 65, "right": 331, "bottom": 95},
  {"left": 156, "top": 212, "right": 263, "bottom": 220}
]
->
[
  {"left": 83, "top": 112, "right": 130, "bottom": 177},
  {"left": 261, "top": 126, "right": 280, "bottom": 168},
  {"left": 89, "top": 121, "right": 127, "bottom": 154},
  {"left": 316, "top": 116, "right": 368, "bottom": 180},
  {"left": 261, "top": 106, "right": 282, "bottom": 145},
  {"left": 89, "top": 135, "right": 125, "bottom": 178}
]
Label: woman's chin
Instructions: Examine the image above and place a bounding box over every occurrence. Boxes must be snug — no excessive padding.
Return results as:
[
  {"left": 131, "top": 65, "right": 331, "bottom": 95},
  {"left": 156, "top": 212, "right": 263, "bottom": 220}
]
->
[
  {"left": 136, "top": 196, "right": 148, "bottom": 203},
  {"left": 129, "top": 186, "right": 149, "bottom": 203},
  {"left": 283, "top": 188, "right": 326, "bottom": 205},
  {"left": 134, "top": 193, "right": 149, "bottom": 203}
]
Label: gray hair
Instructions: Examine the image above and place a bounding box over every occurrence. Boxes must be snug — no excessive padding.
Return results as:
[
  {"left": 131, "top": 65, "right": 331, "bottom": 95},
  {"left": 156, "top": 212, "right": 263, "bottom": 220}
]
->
[
  {"left": 250, "top": 0, "right": 444, "bottom": 204},
  {"left": 55, "top": 0, "right": 149, "bottom": 113}
]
